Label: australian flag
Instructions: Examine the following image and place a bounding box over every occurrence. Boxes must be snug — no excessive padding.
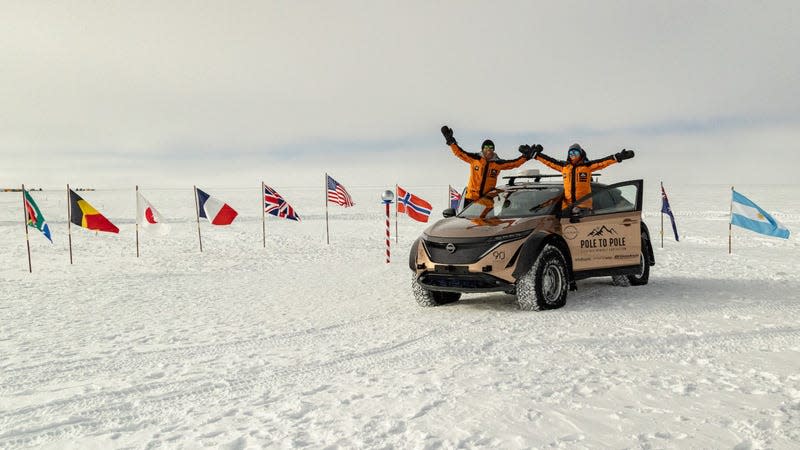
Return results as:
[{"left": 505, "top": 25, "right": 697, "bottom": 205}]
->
[
  {"left": 661, "top": 182, "right": 679, "bottom": 241},
  {"left": 449, "top": 185, "right": 462, "bottom": 210},
  {"left": 264, "top": 184, "right": 300, "bottom": 221}
]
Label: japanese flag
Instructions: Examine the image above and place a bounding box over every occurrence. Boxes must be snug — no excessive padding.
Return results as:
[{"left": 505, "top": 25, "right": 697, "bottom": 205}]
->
[{"left": 137, "top": 191, "right": 170, "bottom": 235}]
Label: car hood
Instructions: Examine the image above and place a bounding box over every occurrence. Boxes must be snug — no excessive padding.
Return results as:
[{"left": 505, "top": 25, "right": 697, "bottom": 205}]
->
[{"left": 423, "top": 216, "right": 553, "bottom": 240}]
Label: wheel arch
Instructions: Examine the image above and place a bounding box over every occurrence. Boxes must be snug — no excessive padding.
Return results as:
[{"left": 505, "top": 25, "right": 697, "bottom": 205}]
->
[
  {"left": 408, "top": 237, "right": 422, "bottom": 271},
  {"left": 640, "top": 222, "right": 656, "bottom": 266},
  {"left": 511, "top": 231, "right": 574, "bottom": 281}
]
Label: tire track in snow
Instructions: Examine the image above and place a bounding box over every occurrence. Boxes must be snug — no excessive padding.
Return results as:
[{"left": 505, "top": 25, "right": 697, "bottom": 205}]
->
[
  {"left": 3, "top": 319, "right": 799, "bottom": 447},
  {"left": 0, "top": 313, "right": 397, "bottom": 394},
  {"left": 0, "top": 322, "right": 474, "bottom": 447}
]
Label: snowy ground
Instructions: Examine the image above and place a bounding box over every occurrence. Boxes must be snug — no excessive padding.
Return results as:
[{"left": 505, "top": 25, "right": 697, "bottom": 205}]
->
[{"left": 1, "top": 182, "right": 799, "bottom": 449}]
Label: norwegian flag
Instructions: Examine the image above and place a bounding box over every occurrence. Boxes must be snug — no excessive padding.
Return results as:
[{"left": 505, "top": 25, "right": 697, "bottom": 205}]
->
[
  {"left": 449, "top": 185, "right": 462, "bottom": 210},
  {"left": 326, "top": 175, "right": 354, "bottom": 207},
  {"left": 264, "top": 184, "right": 300, "bottom": 221},
  {"left": 397, "top": 186, "right": 432, "bottom": 223}
]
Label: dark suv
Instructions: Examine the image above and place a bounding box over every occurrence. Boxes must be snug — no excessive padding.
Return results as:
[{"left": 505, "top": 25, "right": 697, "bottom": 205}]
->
[{"left": 409, "top": 173, "right": 655, "bottom": 310}]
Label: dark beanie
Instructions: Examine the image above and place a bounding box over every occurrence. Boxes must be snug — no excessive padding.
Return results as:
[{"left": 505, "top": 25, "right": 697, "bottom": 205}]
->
[
  {"left": 569, "top": 143, "right": 583, "bottom": 152},
  {"left": 482, "top": 139, "right": 495, "bottom": 148}
]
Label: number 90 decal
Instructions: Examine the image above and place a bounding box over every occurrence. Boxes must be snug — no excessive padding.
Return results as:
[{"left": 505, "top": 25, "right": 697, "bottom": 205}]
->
[{"left": 492, "top": 251, "right": 505, "bottom": 260}]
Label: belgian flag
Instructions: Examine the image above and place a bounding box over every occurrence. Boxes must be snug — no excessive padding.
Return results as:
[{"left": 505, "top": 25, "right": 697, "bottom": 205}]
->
[{"left": 69, "top": 190, "right": 119, "bottom": 233}]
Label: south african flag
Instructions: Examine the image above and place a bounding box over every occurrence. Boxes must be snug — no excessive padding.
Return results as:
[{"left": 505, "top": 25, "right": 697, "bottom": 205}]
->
[{"left": 24, "top": 190, "right": 53, "bottom": 242}]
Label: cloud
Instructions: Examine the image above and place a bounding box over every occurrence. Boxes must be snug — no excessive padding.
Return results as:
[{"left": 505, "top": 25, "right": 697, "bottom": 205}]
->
[{"left": 1, "top": 1, "right": 798, "bottom": 187}]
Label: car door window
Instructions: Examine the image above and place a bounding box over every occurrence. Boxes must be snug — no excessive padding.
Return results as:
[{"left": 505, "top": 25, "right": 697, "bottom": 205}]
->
[{"left": 564, "top": 181, "right": 643, "bottom": 216}]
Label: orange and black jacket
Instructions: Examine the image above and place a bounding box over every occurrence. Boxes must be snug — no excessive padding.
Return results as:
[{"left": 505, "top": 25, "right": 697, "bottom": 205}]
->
[
  {"left": 450, "top": 144, "right": 529, "bottom": 201},
  {"left": 534, "top": 151, "right": 618, "bottom": 208}
]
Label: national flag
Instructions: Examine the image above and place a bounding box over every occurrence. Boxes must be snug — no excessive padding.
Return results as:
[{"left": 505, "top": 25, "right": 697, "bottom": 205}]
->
[
  {"left": 264, "top": 184, "right": 300, "bottom": 221},
  {"left": 137, "top": 191, "right": 170, "bottom": 234},
  {"left": 397, "top": 186, "right": 433, "bottom": 223},
  {"left": 326, "top": 175, "right": 354, "bottom": 207},
  {"left": 449, "top": 185, "right": 462, "bottom": 210},
  {"left": 24, "top": 190, "right": 52, "bottom": 242},
  {"left": 660, "top": 182, "right": 679, "bottom": 242},
  {"left": 69, "top": 189, "right": 119, "bottom": 233},
  {"left": 730, "top": 190, "right": 790, "bottom": 239},
  {"left": 196, "top": 187, "right": 238, "bottom": 225}
]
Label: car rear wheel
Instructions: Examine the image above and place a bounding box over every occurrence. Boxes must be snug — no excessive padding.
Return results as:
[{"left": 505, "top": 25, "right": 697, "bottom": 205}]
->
[
  {"left": 516, "top": 244, "right": 568, "bottom": 311},
  {"left": 412, "top": 274, "right": 462, "bottom": 307},
  {"left": 611, "top": 238, "right": 650, "bottom": 287},
  {"left": 627, "top": 239, "right": 651, "bottom": 286}
]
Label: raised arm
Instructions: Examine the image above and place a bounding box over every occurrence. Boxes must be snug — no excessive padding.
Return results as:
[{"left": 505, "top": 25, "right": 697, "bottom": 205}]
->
[
  {"left": 533, "top": 150, "right": 566, "bottom": 172},
  {"left": 442, "top": 125, "right": 480, "bottom": 163}
]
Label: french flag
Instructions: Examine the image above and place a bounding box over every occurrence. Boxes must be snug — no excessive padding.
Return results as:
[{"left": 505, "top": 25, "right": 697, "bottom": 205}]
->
[{"left": 196, "top": 187, "right": 238, "bottom": 226}]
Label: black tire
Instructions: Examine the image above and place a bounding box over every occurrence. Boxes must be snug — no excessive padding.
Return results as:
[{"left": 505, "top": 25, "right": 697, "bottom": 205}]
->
[
  {"left": 412, "top": 274, "right": 461, "bottom": 307},
  {"left": 627, "top": 239, "right": 651, "bottom": 286},
  {"left": 611, "top": 274, "right": 631, "bottom": 287},
  {"left": 611, "top": 238, "right": 650, "bottom": 286},
  {"left": 516, "top": 244, "right": 569, "bottom": 311}
]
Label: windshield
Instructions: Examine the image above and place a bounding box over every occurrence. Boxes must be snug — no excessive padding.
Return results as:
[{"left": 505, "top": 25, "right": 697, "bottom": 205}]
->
[{"left": 459, "top": 187, "right": 563, "bottom": 219}]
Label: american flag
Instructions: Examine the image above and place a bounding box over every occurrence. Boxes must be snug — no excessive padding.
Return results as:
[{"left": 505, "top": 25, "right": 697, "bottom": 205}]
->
[
  {"left": 326, "top": 175, "right": 354, "bottom": 207},
  {"left": 264, "top": 184, "right": 300, "bottom": 221},
  {"left": 449, "top": 185, "right": 462, "bottom": 210}
]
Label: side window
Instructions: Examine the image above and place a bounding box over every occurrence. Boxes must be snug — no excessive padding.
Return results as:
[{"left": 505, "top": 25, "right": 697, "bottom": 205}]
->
[
  {"left": 562, "top": 180, "right": 642, "bottom": 216},
  {"left": 593, "top": 186, "right": 637, "bottom": 214}
]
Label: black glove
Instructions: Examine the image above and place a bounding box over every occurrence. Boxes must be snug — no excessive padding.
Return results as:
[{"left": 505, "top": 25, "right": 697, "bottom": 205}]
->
[
  {"left": 518, "top": 144, "right": 543, "bottom": 159},
  {"left": 441, "top": 125, "right": 457, "bottom": 145},
  {"left": 615, "top": 149, "right": 634, "bottom": 162}
]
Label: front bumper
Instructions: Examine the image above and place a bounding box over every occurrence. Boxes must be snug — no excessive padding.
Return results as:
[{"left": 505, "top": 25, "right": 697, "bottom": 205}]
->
[{"left": 416, "top": 271, "right": 514, "bottom": 293}]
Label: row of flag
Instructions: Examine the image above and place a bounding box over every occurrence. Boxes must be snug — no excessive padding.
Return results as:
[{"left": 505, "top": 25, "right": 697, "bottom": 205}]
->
[
  {"left": 18, "top": 175, "right": 446, "bottom": 271},
  {"left": 658, "top": 183, "right": 790, "bottom": 247},
  {"left": 19, "top": 181, "right": 790, "bottom": 270}
]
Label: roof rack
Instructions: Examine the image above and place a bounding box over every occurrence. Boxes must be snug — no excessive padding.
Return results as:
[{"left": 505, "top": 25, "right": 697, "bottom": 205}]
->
[{"left": 502, "top": 173, "right": 601, "bottom": 186}]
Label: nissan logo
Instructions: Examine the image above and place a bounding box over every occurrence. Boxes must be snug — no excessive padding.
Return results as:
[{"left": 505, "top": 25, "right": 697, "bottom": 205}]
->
[{"left": 446, "top": 243, "right": 456, "bottom": 253}]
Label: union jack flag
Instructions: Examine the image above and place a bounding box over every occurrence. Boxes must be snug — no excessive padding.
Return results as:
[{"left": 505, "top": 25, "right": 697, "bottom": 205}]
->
[
  {"left": 264, "top": 184, "right": 300, "bottom": 221},
  {"left": 449, "top": 185, "right": 462, "bottom": 210},
  {"left": 326, "top": 175, "right": 354, "bottom": 207}
]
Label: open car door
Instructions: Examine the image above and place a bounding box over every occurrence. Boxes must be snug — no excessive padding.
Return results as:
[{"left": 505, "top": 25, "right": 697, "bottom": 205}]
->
[{"left": 559, "top": 180, "right": 643, "bottom": 272}]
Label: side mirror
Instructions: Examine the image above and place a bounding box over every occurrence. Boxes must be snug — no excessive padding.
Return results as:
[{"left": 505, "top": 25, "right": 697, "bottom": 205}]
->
[
  {"left": 569, "top": 207, "right": 584, "bottom": 223},
  {"left": 443, "top": 208, "right": 456, "bottom": 218}
]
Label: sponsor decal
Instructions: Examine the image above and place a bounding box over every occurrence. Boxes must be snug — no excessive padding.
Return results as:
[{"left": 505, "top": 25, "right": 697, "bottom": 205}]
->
[
  {"left": 588, "top": 225, "right": 617, "bottom": 236},
  {"left": 579, "top": 173, "right": 588, "bottom": 182},
  {"left": 563, "top": 225, "right": 578, "bottom": 240}
]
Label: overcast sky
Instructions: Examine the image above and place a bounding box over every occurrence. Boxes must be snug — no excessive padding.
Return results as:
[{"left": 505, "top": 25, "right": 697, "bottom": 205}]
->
[{"left": 2, "top": 1, "right": 799, "bottom": 189}]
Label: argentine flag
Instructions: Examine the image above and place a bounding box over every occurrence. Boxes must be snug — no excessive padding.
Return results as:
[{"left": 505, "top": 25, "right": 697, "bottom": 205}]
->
[{"left": 730, "top": 190, "right": 790, "bottom": 239}]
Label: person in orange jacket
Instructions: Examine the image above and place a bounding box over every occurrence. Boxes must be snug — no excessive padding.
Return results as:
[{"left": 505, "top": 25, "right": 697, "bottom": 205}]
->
[
  {"left": 441, "top": 125, "right": 532, "bottom": 207},
  {"left": 521, "top": 143, "right": 634, "bottom": 209}
]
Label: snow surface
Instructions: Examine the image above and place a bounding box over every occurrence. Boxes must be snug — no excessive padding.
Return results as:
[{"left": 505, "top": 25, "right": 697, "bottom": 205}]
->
[{"left": 1, "top": 182, "right": 799, "bottom": 449}]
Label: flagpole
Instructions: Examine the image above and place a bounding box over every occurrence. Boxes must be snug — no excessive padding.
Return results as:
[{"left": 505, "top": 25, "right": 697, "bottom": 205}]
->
[
  {"left": 67, "top": 184, "right": 73, "bottom": 265},
  {"left": 729, "top": 185, "right": 733, "bottom": 254},
  {"left": 394, "top": 184, "right": 398, "bottom": 243},
  {"left": 194, "top": 185, "right": 203, "bottom": 252},
  {"left": 261, "top": 181, "right": 266, "bottom": 248},
  {"left": 135, "top": 185, "right": 140, "bottom": 258},
  {"left": 660, "top": 181, "right": 664, "bottom": 249},
  {"left": 22, "top": 184, "right": 32, "bottom": 273},
  {"left": 325, "top": 173, "right": 330, "bottom": 245}
]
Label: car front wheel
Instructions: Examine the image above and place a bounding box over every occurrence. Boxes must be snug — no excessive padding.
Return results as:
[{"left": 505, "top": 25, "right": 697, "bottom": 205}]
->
[
  {"left": 412, "top": 274, "right": 461, "bottom": 307},
  {"left": 516, "top": 244, "right": 568, "bottom": 311}
]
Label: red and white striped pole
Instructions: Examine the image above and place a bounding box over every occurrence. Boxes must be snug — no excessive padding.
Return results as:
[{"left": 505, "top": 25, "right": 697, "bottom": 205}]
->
[{"left": 381, "top": 190, "right": 395, "bottom": 264}]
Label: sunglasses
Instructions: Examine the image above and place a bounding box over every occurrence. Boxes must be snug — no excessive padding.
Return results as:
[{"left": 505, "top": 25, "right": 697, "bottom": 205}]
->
[
  {"left": 483, "top": 146, "right": 495, "bottom": 151},
  {"left": 568, "top": 149, "right": 581, "bottom": 156}
]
